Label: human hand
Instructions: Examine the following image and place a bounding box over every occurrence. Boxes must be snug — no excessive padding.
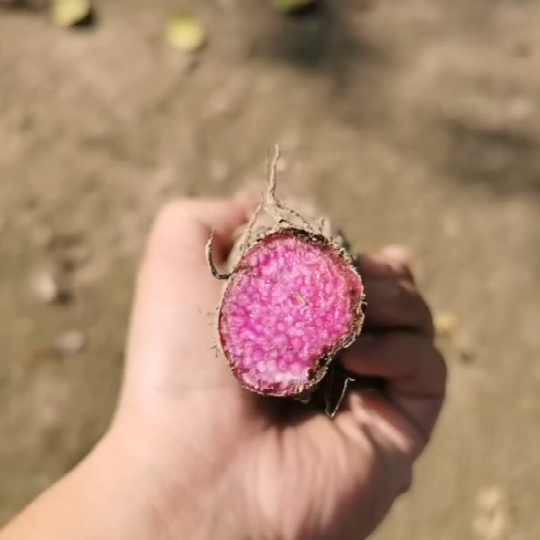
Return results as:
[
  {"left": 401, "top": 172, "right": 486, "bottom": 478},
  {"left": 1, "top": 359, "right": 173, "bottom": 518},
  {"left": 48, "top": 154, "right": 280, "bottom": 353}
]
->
[
  {"left": 102, "top": 198, "right": 446, "bottom": 540},
  {"left": 0, "top": 198, "right": 446, "bottom": 540}
]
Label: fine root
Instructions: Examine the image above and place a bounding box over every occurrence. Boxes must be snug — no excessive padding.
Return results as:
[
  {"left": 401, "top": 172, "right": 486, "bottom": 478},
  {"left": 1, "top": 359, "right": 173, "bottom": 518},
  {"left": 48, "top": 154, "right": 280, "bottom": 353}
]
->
[
  {"left": 207, "top": 144, "right": 326, "bottom": 281},
  {"left": 264, "top": 145, "right": 320, "bottom": 235},
  {"left": 205, "top": 230, "right": 231, "bottom": 280},
  {"left": 325, "top": 370, "right": 355, "bottom": 419}
]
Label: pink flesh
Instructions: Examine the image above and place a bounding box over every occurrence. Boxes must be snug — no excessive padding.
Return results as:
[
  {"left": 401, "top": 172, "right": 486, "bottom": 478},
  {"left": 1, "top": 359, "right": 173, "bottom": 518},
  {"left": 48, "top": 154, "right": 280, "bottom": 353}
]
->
[{"left": 219, "top": 231, "right": 363, "bottom": 396}]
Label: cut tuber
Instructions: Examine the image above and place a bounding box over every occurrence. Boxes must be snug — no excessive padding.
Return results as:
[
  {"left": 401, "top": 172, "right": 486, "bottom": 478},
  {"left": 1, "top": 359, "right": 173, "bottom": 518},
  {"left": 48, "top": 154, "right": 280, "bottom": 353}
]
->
[{"left": 207, "top": 146, "right": 365, "bottom": 413}]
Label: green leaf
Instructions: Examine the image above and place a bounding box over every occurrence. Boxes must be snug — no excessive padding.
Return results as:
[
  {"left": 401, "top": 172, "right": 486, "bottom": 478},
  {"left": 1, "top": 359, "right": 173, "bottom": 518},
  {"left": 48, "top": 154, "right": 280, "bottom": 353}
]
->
[
  {"left": 273, "top": 0, "right": 317, "bottom": 13},
  {"left": 167, "top": 13, "right": 207, "bottom": 52},
  {"left": 51, "top": 0, "right": 91, "bottom": 27}
]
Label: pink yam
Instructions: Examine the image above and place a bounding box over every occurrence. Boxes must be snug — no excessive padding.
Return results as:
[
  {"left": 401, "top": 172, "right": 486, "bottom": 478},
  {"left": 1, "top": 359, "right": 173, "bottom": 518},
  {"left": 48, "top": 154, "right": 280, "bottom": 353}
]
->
[{"left": 218, "top": 228, "right": 364, "bottom": 397}]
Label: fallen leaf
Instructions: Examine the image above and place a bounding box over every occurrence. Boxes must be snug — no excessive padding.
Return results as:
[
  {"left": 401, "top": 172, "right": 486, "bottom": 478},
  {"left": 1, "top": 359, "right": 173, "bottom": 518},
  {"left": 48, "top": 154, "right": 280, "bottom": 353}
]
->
[
  {"left": 273, "top": 0, "right": 318, "bottom": 14},
  {"left": 167, "top": 13, "right": 207, "bottom": 52},
  {"left": 51, "top": 0, "right": 91, "bottom": 27}
]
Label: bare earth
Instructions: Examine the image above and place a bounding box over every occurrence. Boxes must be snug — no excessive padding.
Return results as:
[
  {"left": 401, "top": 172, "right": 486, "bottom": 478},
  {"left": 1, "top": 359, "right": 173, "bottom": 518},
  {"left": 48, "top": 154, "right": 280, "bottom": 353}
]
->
[{"left": 1, "top": 1, "right": 540, "bottom": 538}]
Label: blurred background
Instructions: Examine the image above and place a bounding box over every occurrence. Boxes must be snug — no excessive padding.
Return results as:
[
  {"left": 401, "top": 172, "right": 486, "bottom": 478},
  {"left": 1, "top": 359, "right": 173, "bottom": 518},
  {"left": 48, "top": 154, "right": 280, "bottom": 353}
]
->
[{"left": 1, "top": 0, "right": 540, "bottom": 538}]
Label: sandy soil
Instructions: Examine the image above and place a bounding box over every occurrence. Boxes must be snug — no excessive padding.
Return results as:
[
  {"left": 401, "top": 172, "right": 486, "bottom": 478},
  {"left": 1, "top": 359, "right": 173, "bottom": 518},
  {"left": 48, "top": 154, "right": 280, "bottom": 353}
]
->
[{"left": 1, "top": 1, "right": 540, "bottom": 538}]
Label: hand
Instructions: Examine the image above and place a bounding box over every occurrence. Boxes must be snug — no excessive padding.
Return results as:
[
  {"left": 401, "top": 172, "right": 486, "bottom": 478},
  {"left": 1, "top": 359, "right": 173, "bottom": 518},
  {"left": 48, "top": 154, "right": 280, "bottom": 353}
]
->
[{"left": 1, "top": 199, "right": 446, "bottom": 540}]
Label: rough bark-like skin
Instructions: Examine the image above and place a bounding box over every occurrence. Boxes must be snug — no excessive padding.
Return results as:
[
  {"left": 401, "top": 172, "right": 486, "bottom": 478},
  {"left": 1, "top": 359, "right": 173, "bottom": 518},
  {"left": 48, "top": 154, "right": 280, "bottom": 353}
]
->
[{"left": 216, "top": 197, "right": 365, "bottom": 398}]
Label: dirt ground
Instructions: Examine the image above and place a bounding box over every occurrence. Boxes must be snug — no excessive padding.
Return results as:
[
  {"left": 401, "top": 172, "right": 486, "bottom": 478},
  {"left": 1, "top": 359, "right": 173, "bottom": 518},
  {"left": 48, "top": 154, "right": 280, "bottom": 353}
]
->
[{"left": 1, "top": 0, "right": 540, "bottom": 538}]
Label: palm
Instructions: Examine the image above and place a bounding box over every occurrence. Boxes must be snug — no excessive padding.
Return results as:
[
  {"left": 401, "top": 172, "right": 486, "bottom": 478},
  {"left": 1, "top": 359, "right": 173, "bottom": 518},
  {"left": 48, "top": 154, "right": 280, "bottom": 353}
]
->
[{"left": 245, "top": 415, "right": 386, "bottom": 540}]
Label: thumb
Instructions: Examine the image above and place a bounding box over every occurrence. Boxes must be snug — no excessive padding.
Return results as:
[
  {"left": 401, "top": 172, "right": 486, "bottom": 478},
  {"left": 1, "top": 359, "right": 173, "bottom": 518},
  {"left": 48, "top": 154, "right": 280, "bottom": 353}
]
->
[{"left": 123, "top": 199, "right": 254, "bottom": 399}]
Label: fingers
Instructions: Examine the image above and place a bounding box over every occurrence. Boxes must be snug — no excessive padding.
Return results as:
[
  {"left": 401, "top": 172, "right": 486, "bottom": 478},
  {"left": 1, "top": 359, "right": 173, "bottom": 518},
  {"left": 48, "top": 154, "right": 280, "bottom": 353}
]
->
[
  {"left": 343, "top": 333, "right": 446, "bottom": 450},
  {"left": 338, "top": 390, "right": 427, "bottom": 464},
  {"left": 136, "top": 198, "right": 254, "bottom": 325},
  {"left": 344, "top": 333, "right": 446, "bottom": 395},
  {"left": 357, "top": 246, "right": 434, "bottom": 338},
  {"left": 339, "top": 245, "right": 446, "bottom": 460},
  {"left": 362, "top": 282, "right": 434, "bottom": 337}
]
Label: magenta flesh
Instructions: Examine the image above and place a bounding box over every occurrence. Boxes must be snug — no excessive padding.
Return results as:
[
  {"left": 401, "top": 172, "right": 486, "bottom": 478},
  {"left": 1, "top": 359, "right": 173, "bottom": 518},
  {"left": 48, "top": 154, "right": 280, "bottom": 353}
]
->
[{"left": 219, "top": 230, "right": 364, "bottom": 397}]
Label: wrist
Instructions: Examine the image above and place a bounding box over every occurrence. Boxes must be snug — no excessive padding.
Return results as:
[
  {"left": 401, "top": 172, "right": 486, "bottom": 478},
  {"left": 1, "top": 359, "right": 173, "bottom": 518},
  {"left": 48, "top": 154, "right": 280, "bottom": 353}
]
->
[
  {"left": 93, "top": 424, "right": 248, "bottom": 540},
  {"left": 0, "top": 431, "right": 243, "bottom": 540}
]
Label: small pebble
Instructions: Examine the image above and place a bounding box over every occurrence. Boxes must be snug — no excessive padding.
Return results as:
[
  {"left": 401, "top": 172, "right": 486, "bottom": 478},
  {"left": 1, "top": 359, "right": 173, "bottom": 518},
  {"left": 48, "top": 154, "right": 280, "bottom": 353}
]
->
[
  {"left": 54, "top": 330, "right": 86, "bottom": 356},
  {"left": 473, "top": 486, "right": 510, "bottom": 540},
  {"left": 30, "top": 269, "right": 64, "bottom": 304},
  {"left": 457, "top": 335, "right": 476, "bottom": 364},
  {"left": 435, "top": 312, "right": 459, "bottom": 338},
  {"left": 459, "top": 349, "right": 475, "bottom": 364}
]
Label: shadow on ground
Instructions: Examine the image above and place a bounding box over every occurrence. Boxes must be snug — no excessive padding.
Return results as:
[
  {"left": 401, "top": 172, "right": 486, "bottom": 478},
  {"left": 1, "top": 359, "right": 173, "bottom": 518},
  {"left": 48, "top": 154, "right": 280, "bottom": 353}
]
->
[
  {"left": 441, "top": 120, "right": 540, "bottom": 198},
  {"left": 242, "top": 0, "right": 395, "bottom": 129}
]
